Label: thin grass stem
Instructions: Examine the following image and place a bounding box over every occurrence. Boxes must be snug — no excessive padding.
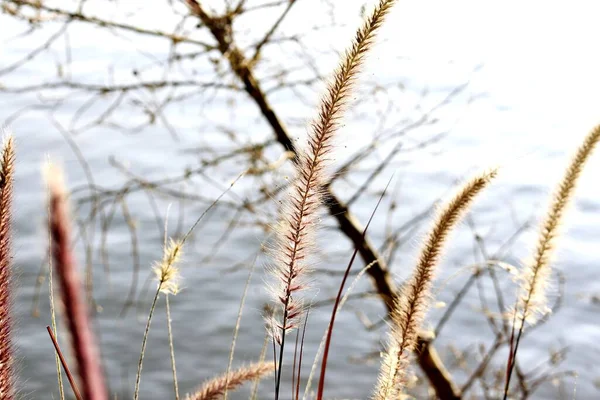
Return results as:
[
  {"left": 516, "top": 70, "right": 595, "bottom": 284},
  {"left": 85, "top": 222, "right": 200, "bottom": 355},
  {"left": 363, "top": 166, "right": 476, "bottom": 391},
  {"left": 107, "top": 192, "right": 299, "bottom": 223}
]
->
[
  {"left": 134, "top": 285, "right": 161, "bottom": 400},
  {"left": 223, "top": 256, "right": 257, "bottom": 400},
  {"left": 166, "top": 294, "right": 179, "bottom": 400}
]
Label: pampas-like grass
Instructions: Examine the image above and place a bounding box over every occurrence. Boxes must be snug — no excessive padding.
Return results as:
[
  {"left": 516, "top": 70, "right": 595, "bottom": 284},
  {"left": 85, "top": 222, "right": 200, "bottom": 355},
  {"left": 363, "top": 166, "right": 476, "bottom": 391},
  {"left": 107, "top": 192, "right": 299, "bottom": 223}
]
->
[
  {"left": 373, "top": 169, "right": 498, "bottom": 399},
  {"left": 186, "top": 362, "right": 274, "bottom": 400},
  {"left": 267, "top": 0, "right": 398, "bottom": 396},
  {"left": 0, "top": 134, "right": 15, "bottom": 399},
  {"left": 47, "top": 165, "right": 108, "bottom": 400},
  {"left": 515, "top": 124, "right": 600, "bottom": 325},
  {"left": 504, "top": 123, "right": 600, "bottom": 397},
  {"left": 134, "top": 236, "right": 184, "bottom": 400}
]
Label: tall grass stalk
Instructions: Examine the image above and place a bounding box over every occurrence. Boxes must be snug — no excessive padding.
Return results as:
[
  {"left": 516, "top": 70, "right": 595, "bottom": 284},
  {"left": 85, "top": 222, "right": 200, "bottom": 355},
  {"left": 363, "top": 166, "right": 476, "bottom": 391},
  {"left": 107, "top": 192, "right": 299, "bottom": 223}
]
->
[
  {"left": 267, "top": 1, "right": 398, "bottom": 397},
  {"left": 250, "top": 330, "right": 270, "bottom": 400},
  {"left": 373, "top": 169, "right": 497, "bottom": 399},
  {"left": 316, "top": 177, "right": 391, "bottom": 400},
  {"left": 302, "top": 261, "right": 377, "bottom": 400},
  {"left": 47, "top": 165, "right": 107, "bottom": 400},
  {"left": 134, "top": 236, "right": 183, "bottom": 400},
  {"left": 504, "top": 124, "right": 600, "bottom": 398},
  {"left": 0, "top": 134, "right": 14, "bottom": 399},
  {"left": 135, "top": 172, "right": 244, "bottom": 399},
  {"left": 166, "top": 295, "right": 179, "bottom": 400}
]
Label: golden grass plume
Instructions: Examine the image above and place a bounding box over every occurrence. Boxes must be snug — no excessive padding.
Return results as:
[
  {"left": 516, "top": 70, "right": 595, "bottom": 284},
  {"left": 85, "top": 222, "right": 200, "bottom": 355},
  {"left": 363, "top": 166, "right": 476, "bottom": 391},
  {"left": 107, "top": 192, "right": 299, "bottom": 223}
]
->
[
  {"left": 514, "top": 124, "right": 600, "bottom": 325},
  {"left": 267, "top": 0, "right": 398, "bottom": 342},
  {"left": 154, "top": 238, "right": 184, "bottom": 296},
  {"left": 373, "top": 168, "right": 498, "bottom": 399}
]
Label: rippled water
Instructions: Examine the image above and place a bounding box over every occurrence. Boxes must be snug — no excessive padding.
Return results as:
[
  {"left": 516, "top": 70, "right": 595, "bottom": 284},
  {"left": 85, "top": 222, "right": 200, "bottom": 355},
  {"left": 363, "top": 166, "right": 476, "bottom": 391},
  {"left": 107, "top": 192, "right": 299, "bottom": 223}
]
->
[{"left": 2, "top": 1, "right": 600, "bottom": 399}]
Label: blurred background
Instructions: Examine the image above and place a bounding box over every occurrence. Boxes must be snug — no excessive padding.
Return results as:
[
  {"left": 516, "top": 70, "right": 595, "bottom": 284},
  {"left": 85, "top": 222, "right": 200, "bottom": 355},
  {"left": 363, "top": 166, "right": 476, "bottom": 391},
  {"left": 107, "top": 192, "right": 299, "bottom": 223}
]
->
[{"left": 1, "top": 0, "right": 599, "bottom": 398}]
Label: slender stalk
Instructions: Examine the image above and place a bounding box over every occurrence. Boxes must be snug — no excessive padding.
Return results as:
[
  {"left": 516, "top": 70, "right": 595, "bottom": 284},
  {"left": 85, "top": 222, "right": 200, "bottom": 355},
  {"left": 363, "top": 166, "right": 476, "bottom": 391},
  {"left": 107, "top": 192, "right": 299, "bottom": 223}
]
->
[
  {"left": 223, "top": 257, "right": 256, "bottom": 400},
  {"left": 166, "top": 295, "right": 179, "bottom": 400},
  {"left": 302, "top": 261, "right": 377, "bottom": 400},
  {"left": 134, "top": 285, "right": 161, "bottom": 400},
  {"left": 250, "top": 331, "right": 270, "bottom": 400},
  {"left": 46, "top": 326, "right": 83, "bottom": 400},
  {"left": 373, "top": 169, "right": 497, "bottom": 399},
  {"left": 317, "top": 177, "right": 391, "bottom": 399},
  {"left": 48, "top": 220, "right": 65, "bottom": 400},
  {"left": 266, "top": 1, "right": 399, "bottom": 397},
  {"left": 295, "top": 310, "right": 309, "bottom": 400},
  {"left": 504, "top": 124, "right": 600, "bottom": 398}
]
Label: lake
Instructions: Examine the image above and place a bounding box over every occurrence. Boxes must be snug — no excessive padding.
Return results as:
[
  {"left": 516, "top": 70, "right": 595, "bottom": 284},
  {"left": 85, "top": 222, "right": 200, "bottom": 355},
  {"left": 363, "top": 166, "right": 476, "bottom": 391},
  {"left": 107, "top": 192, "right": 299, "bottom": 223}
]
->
[{"left": 1, "top": 0, "right": 599, "bottom": 398}]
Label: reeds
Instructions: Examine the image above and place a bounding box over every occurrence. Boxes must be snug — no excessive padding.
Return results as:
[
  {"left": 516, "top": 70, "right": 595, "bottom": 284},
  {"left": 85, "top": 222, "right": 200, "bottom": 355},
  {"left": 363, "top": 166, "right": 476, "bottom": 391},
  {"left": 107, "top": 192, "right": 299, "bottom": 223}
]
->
[
  {"left": 267, "top": 0, "right": 398, "bottom": 397},
  {"left": 46, "top": 165, "right": 108, "bottom": 400},
  {"left": 186, "top": 362, "right": 274, "bottom": 400},
  {"left": 0, "top": 134, "right": 15, "bottom": 399},
  {"left": 504, "top": 123, "right": 600, "bottom": 396},
  {"left": 373, "top": 169, "right": 498, "bottom": 399}
]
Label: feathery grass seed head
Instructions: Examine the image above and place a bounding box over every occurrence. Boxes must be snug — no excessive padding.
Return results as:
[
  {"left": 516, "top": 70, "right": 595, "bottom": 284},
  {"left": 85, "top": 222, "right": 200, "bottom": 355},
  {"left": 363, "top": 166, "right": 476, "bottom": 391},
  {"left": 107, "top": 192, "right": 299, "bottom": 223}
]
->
[
  {"left": 186, "top": 362, "right": 274, "bottom": 400},
  {"left": 373, "top": 168, "right": 497, "bottom": 399},
  {"left": 154, "top": 238, "right": 184, "bottom": 295},
  {"left": 516, "top": 124, "right": 600, "bottom": 324}
]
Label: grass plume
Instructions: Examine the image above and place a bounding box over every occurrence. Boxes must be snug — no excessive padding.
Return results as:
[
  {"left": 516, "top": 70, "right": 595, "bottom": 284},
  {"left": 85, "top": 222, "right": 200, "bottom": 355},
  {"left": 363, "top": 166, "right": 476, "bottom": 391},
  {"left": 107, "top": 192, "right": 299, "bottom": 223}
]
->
[
  {"left": 134, "top": 235, "right": 184, "bottom": 400},
  {"left": 47, "top": 164, "right": 108, "bottom": 400},
  {"left": 504, "top": 123, "right": 600, "bottom": 397},
  {"left": 186, "top": 362, "right": 274, "bottom": 400},
  {"left": 515, "top": 123, "right": 600, "bottom": 324},
  {"left": 267, "top": 0, "right": 398, "bottom": 397},
  {"left": 0, "top": 133, "right": 15, "bottom": 399},
  {"left": 373, "top": 169, "right": 497, "bottom": 399}
]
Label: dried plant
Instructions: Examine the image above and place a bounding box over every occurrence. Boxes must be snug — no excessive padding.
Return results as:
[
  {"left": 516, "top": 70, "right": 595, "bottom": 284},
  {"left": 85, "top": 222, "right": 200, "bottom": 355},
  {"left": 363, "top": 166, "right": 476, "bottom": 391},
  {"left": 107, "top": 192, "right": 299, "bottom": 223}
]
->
[
  {"left": 373, "top": 169, "right": 498, "bottom": 399},
  {"left": 0, "top": 133, "right": 15, "bottom": 399},
  {"left": 266, "top": 0, "right": 398, "bottom": 397},
  {"left": 186, "top": 362, "right": 274, "bottom": 400},
  {"left": 46, "top": 165, "right": 107, "bottom": 400},
  {"left": 505, "top": 123, "right": 600, "bottom": 396},
  {"left": 134, "top": 236, "right": 184, "bottom": 400}
]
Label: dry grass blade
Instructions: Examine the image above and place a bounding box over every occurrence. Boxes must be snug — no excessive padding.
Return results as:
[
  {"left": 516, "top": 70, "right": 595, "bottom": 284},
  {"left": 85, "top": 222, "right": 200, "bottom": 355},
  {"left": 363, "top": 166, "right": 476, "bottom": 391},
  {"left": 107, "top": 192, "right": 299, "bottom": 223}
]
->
[
  {"left": 47, "top": 165, "right": 108, "bottom": 400},
  {"left": 373, "top": 169, "right": 497, "bottom": 399},
  {"left": 0, "top": 133, "right": 15, "bottom": 399},
  {"left": 186, "top": 362, "right": 274, "bottom": 400}
]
